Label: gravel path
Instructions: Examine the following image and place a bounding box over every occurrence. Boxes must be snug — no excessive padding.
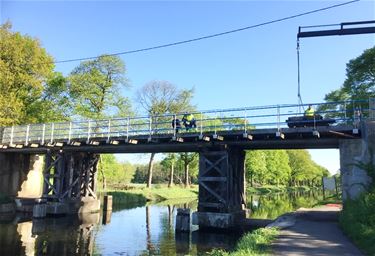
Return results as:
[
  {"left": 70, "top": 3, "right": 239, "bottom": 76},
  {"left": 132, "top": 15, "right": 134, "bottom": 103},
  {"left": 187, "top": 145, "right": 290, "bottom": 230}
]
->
[{"left": 271, "top": 205, "right": 363, "bottom": 256}]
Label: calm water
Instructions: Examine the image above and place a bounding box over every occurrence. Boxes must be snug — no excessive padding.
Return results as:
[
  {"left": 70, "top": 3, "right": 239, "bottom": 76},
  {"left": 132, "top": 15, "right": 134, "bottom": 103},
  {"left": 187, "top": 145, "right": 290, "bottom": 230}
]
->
[{"left": 0, "top": 191, "right": 323, "bottom": 255}]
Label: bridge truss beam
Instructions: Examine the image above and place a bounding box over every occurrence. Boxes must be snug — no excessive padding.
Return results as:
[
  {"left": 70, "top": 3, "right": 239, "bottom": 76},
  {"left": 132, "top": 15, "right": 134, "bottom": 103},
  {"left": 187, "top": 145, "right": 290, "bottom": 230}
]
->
[
  {"left": 42, "top": 151, "right": 99, "bottom": 202},
  {"left": 194, "top": 147, "right": 247, "bottom": 229}
]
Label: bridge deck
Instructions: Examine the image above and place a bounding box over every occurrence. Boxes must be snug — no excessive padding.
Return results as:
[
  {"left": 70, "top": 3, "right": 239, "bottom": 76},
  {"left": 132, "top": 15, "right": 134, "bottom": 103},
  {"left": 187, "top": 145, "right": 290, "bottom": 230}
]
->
[{"left": 0, "top": 125, "right": 360, "bottom": 154}]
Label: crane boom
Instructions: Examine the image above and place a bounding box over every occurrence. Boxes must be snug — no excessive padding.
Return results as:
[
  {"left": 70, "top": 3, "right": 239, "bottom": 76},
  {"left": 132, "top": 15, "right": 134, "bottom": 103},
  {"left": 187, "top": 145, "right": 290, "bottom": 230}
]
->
[{"left": 298, "top": 20, "right": 375, "bottom": 38}]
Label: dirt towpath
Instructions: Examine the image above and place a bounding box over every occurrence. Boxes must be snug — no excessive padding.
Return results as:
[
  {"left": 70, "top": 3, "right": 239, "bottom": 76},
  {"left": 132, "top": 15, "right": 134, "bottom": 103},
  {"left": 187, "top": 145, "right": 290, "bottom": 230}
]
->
[{"left": 271, "top": 205, "right": 363, "bottom": 256}]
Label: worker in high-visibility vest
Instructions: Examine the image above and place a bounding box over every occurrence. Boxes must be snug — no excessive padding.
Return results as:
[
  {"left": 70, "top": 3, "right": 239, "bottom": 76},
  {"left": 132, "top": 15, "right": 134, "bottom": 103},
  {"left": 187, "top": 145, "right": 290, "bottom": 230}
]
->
[
  {"left": 304, "top": 105, "right": 315, "bottom": 117},
  {"left": 182, "top": 113, "right": 196, "bottom": 130}
]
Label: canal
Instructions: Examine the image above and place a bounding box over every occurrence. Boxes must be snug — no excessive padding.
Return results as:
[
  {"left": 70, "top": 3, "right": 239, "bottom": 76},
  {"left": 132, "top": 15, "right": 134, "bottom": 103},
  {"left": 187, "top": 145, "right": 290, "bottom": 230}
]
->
[{"left": 0, "top": 190, "right": 323, "bottom": 255}]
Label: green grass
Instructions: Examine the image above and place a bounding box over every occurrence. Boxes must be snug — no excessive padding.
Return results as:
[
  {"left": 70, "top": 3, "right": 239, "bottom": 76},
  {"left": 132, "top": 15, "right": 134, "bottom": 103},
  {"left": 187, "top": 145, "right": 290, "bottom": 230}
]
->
[
  {"left": 207, "top": 228, "right": 279, "bottom": 256},
  {"left": 339, "top": 189, "right": 375, "bottom": 255},
  {"left": 104, "top": 184, "right": 198, "bottom": 206}
]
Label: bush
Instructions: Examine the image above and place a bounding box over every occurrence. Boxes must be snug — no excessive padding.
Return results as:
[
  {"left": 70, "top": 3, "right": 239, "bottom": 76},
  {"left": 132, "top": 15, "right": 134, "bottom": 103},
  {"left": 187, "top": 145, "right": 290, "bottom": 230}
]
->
[{"left": 339, "top": 189, "right": 375, "bottom": 255}]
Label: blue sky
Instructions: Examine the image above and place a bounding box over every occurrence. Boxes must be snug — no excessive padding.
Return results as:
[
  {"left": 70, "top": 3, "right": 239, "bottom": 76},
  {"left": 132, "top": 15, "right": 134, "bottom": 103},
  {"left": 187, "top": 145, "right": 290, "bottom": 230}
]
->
[{"left": 1, "top": 0, "right": 374, "bottom": 172}]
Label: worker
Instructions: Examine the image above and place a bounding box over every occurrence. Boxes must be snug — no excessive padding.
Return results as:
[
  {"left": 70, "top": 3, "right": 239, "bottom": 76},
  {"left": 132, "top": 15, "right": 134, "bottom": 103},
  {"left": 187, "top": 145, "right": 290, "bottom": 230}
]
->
[
  {"left": 171, "top": 118, "right": 181, "bottom": 133},
  {"left": 182, "top": 113, "right": 196, "bottom": 131},
  {"left": 304, "top": 105, "right": 315, "bottom": 117}
]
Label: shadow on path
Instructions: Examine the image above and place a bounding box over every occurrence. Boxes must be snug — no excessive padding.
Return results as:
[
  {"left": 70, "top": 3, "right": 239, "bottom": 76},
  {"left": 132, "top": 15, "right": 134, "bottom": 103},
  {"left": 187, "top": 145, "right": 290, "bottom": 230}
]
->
[{"left": 271, "top": 205, "right": 363, "bottom": 256}]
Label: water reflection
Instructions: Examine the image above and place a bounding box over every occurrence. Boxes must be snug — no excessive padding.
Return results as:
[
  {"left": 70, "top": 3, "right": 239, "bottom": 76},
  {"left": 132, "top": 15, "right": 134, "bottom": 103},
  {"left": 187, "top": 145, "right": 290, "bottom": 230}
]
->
[
  {"left": 0, "top": 191, "right": 323, "bottom": 255},
  {"left": 0, "top": 213, "right": 99, "bottom": 256},
  {"left": 248, "top": 190, "right": 323, "bottom": 219}
]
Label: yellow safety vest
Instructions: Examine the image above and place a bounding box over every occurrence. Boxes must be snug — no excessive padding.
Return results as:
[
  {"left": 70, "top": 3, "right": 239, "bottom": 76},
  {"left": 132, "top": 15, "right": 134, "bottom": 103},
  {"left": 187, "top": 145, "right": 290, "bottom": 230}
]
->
[
  {"left": 186, "top": 114, "right": 194, "bottom": 121},
  {"left": 305, "top": 108, "right": 314, "bottom": 117}
]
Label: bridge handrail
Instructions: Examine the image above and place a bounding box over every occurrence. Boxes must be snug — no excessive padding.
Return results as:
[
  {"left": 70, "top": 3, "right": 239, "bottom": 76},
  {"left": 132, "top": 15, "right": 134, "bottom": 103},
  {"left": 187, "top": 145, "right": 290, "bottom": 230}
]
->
[{"left": 1, "top": 100, "right": 373, "bottom": 145}]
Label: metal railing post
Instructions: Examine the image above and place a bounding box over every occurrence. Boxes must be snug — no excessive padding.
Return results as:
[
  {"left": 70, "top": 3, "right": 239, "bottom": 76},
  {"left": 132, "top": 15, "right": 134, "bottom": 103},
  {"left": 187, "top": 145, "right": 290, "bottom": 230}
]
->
[
  {"left": 173, "top": 114, "right": 176, "bottom": 137},
  {"left": 214, "top": 114, "right": 217, "bottom": 136},
  {"left": 10, "top": 126, "right": 14, "bottom": 145},
  {"left": 68, "top": 122, "right": 72, "bottom": 143},
  {"left": 277, "top": 105, "right": 280, "bottom": 131},
  {"left": 41, "top": 124, "right": 46, "bottom": 145},
  {"left": 87, "top": 120, "right": 91, "bottom": 144},
  {"left": 244, "top": 109, "right": 247, "bottom": 133},
  {"left": 50, "top": 123, "right": 55, "bottom": 144},
  {"left": 107, "top": 119, "right": 111, "bottom": 143},
  {"left": 25, "top": 124, "right": 30, "bottom": 145},
  {"left": 200, "top": 112, "right": 203, "bottom": 136},
  {"left": 149, "top": 116, "right": 152, "bottom": 140},
  {"left": 126, "top": 117, "right": 130, "bottom": 140}
]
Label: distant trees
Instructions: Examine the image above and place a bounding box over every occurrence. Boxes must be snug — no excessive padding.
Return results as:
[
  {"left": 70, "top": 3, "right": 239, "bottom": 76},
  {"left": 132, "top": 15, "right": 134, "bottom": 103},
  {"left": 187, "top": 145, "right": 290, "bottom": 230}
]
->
[{"left": 245, "top": 149, "right": 329, "bottom": 187}]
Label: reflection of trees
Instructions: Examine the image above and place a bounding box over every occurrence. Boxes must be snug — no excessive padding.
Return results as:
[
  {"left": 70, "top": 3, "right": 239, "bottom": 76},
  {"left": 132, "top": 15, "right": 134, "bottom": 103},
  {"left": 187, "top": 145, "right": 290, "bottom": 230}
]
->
[
  {"left": 145, "top": 206, "right": 157, "bottom": 255},
  {"left": 248, "top": 191, "right": 322, "bottom": 219},
  {"left": 159, "top": 205, "right": 177, "bottom": 255}
]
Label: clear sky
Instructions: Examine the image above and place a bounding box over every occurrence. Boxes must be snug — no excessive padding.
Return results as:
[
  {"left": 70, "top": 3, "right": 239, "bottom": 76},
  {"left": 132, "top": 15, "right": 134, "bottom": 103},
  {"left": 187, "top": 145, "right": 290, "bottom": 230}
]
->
[{"left": 1, "top": 0, "right": 374, "bottom": 173}]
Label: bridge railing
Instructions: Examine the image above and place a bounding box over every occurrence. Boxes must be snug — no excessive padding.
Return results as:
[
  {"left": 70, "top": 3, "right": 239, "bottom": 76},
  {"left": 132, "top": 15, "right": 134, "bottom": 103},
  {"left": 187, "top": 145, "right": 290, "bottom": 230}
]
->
[{"left": 1, "top": 100, "right": 372, "bottom": 145}]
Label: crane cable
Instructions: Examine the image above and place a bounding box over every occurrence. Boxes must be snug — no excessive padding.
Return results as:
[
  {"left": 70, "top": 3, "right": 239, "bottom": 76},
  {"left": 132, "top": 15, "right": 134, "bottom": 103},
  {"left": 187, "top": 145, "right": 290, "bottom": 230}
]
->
[{"left": 297, "top": 37, "right": 304, "bottom": 114}]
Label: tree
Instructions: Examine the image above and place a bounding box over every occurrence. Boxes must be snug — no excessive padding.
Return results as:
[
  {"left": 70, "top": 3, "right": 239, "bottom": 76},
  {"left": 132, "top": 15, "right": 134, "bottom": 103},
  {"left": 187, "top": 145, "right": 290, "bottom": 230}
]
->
[
  {"left": 68, "top": 55, "right": 131, "bottom": 189},
  {"left": 179, "top": 152, "right": 198, "bottom": 187},
  {"left": 245, "top": 150, "right": 267, "bottom": 186},
  {"left": 161, "top": 153, "right": 177, "bottom": 187},
  {"left": 136, "top": 81, "right": 194, "bottom": 188},
  {"left": 265, "top": 150, "right": 291, "bottom": 186},
  {"left": 319, "top": 46, "right": 375, "bottom": 119},
  {"left": 0, "top": 22, "right": 67, "bottom": 125},
  {"left": 68, "top": 55, "right": 130, "bottom": 119}
]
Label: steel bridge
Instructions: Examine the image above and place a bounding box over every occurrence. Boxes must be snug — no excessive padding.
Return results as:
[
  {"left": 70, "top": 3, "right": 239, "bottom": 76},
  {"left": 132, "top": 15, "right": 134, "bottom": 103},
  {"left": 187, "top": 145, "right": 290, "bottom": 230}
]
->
[
  {"left": 0, "top": 101, "right": 368, "bottom": 153},
  {"left": 0, "top": 100, "right": 373, "bottom": 229}
]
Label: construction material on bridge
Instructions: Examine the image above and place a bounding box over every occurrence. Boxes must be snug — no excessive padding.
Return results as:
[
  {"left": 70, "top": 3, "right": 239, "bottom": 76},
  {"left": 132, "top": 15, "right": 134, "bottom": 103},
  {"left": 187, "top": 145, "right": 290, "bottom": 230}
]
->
[{"left": 286, "top": 114, "right": 335, "bottom": 128}]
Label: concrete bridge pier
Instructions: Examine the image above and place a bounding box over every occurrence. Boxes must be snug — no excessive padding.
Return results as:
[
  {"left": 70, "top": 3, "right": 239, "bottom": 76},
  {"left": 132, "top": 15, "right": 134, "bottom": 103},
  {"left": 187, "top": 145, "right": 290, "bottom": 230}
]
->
[
  {"left": 42, "top": 151, "right": 100, "bottom": 215},
  {"left": 193, "top": 147, "right": 247, "bottom": 229},
  {"left": 0, "top": 153, "right": 43, "bottom": 199},
  {"left": 340, "top": 121, "right": 375, "bottom": 200}
]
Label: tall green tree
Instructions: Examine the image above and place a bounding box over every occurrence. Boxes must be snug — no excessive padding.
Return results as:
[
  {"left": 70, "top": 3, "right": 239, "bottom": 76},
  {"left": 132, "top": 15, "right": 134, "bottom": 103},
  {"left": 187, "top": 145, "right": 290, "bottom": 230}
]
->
[
  {"left": 0, "top": 22, "right": 67, "bottom": 125},
  {"left": 68, "top": 55, "right": 131, "bottom": 189},
  {"left": 136, "top": 80, "right": 194, "bottom": 188},
  {"left": 245, "top": 150, "right": 267, "bottom": 186},
  {"left": 68, "top": 55, "right": 131, "bottom": 119},
  {"left": 265, "top": 150, "right": 291, "bottom": 185},
  {"left": 287, "top": 150, "right": 312, "bottom": 186},
  {"left": 178, "top": 152, "right": 198, "bottom": 187},
  {"left": 319, "top": 46, "right": 375, "bottom": 119}
]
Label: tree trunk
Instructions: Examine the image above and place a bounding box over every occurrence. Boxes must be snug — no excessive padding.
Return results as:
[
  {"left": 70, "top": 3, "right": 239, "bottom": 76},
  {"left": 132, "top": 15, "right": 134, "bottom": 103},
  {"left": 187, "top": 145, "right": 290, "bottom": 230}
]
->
[
  {"left": 168, "top": 161, "right": 174, "bottom": 188},
  {"left": 147, "top": 153, "right": 155, "bottom": 188},
  {"left": 184, "top": 162, "right": 189, "bottom": 188},
  {"left": 99, "top": 155, "right": 106, "bottom": 190}
]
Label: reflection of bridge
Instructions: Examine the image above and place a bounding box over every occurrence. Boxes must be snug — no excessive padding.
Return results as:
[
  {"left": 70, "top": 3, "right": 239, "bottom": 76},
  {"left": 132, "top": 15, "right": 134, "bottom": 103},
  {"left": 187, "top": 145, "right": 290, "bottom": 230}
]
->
[{"left": 0, "top": 100, "right": 374, "bottom": 229}]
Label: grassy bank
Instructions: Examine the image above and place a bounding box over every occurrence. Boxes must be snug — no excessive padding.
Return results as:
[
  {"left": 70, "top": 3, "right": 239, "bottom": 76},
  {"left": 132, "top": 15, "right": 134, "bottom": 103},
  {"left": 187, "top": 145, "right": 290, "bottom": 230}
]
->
[
  {"left": 339, "top": 189, "right": 375, "bottom": 255},
  {"left": 208, "top": 228, "right": 279, "bottom": 256},
  {"left": 104, "top": 184, "right": 198, "bottom": 205}
]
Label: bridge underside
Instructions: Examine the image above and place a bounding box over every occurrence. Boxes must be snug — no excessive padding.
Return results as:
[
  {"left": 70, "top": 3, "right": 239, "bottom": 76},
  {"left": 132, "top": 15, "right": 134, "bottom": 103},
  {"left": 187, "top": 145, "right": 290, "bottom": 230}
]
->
[{"left": 0, "top": 126, "right": 360, "bottom": 154}]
